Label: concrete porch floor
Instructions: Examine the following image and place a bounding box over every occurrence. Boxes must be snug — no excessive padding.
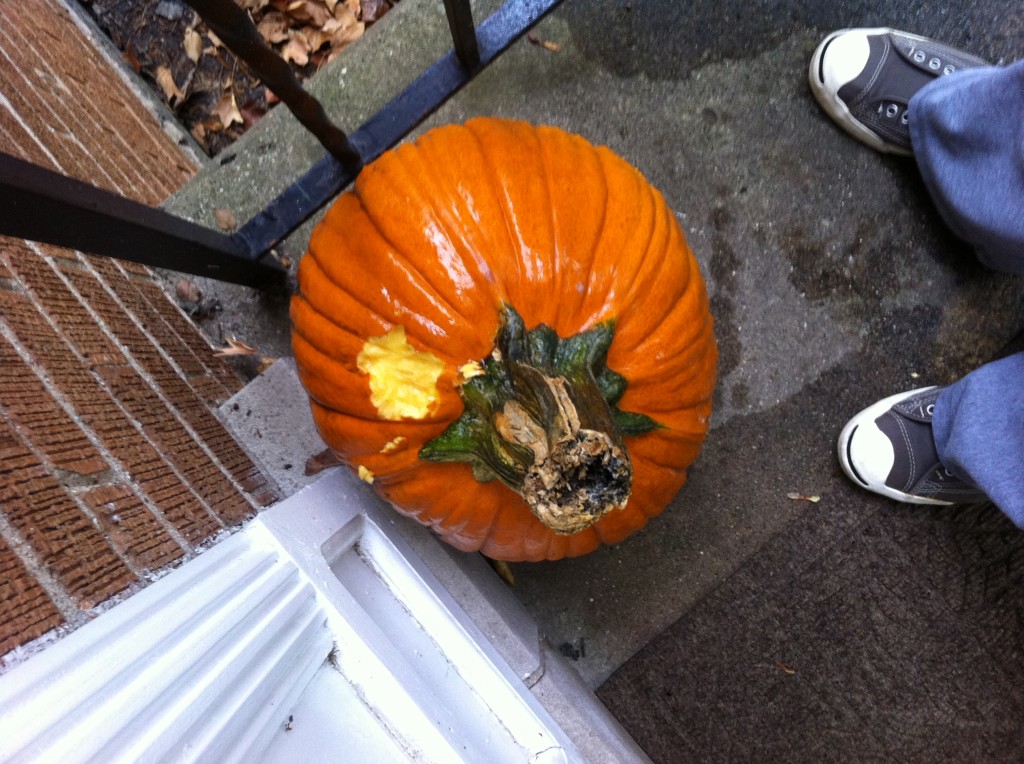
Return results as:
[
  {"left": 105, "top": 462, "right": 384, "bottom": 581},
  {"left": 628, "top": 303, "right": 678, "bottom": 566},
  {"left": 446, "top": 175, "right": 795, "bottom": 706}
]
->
[{"left": 165, "top": 0, "right": 1024, "bottom": 759}]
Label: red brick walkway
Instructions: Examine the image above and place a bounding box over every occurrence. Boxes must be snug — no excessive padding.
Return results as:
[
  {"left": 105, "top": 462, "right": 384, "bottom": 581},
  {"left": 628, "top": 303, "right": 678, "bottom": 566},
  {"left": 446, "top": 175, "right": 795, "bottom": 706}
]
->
[{"left": 0, "top": 0, "right": 277, "bottom": 660}]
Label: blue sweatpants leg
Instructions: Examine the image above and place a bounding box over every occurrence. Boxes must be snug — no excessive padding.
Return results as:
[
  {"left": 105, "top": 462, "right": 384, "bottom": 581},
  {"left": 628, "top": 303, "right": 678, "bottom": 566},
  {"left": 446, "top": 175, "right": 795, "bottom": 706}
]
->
[
  {"left": 933, "top": 352, "right": 1024, "bottom": 526},
  {"left": 908, "top": 59, "right": 1024, "bottom": 274}
]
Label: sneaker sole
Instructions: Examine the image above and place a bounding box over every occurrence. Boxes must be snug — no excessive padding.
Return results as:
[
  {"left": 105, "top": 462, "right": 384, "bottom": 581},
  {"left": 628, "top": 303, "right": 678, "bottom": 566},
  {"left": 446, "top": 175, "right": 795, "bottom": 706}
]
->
[
  {"left": 836, "top": 386, "right": 953, "bottom": 505},
  {"left": 808, "top": 27, "right": 916, "bottom": 157}
]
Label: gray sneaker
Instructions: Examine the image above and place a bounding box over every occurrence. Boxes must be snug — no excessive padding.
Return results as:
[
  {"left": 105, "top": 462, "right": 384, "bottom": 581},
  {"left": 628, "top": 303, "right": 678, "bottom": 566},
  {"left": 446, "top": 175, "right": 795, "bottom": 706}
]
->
[
  {"left": 809, "top": 27, "right": 989, "bottom": 155},
  {"left": 838, "top": 386, "right": 988, "bottom": 505}
]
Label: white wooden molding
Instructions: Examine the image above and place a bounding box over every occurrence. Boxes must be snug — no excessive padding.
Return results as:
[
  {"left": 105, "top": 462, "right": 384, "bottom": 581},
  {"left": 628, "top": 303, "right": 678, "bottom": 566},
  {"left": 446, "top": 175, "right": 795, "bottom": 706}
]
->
[{"left": 0, "top": 468, "right": 646, "bottom": 762}]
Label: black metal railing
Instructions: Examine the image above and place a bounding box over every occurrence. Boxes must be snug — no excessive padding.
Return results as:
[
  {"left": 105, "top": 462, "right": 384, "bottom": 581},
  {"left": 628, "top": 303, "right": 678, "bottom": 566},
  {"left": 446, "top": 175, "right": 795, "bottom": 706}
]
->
[{"left": 0, "top": 0, "right": 563, "bottom": 290}]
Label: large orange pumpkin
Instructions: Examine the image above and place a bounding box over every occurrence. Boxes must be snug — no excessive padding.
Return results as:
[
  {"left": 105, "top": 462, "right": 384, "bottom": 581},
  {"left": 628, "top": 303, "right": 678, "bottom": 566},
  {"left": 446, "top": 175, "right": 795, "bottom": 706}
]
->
[{"left": 291, "top": 117, "right": 717, "bottom": 562}]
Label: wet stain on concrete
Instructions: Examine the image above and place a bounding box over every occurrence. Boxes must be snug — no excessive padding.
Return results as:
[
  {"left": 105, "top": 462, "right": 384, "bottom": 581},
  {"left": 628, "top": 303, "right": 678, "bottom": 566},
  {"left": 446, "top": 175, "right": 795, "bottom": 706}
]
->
[
  {"left": 707, "top": 206, "right": 741, "bottom": 376},
  {"left": 562, "top": 0, "right": 1018, "bottom": 81}
]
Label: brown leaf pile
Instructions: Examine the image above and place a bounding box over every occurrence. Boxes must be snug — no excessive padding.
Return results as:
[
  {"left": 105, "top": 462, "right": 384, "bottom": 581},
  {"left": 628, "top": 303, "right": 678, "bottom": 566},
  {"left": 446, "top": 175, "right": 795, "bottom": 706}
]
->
[
  {"left": 245, "top": 0, "right": 369, "bottom": 71},
  {"left": 184, "top": 0, "right": 394, "bottom": 149},
  {"left": 85, "top": 0, "right": 396, "bottom": 156}
]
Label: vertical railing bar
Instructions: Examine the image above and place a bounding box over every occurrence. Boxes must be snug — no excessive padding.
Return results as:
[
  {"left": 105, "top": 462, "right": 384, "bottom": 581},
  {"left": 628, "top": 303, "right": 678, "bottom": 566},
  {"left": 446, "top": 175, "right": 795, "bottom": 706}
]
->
[
  {"left": 442, "top": 0, "right": 482, "bottom": 71},
  {"left": 183, "top": 0, "right": 363, "bottom": 174}
]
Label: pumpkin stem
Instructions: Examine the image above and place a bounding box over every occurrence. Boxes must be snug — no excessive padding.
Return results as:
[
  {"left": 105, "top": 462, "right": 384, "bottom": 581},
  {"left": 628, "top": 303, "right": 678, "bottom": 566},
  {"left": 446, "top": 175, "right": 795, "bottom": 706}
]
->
[{"left": 420, "top": 305, "right": 661, "bottom": 534}]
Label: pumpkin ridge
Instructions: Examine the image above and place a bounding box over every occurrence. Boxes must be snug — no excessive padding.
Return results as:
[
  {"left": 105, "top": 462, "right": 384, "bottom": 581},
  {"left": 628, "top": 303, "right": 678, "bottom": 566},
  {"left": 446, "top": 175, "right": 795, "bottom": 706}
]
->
[
  {"left": 613, "top": 260, "right": 701, "bottom": 362},
  {"left": 300, "top": 248, "right": 396, "bottom": 337},
  {"left": 538, "top": 126, "right": 613, "bottom": 333},
  {"left": 291, "top": 293, "right": 375, "bottom": 360},
  {"left": 310, "top": 404, "right": 453, "bottom": 455},
  {"left": 627, "top": 443, "right": 700, "bottom": 472},
  {"left": 411, "top": 126, "right": 513, "bottom": 308},
  {"left": 536, "top": 127, "right": 564, "bottom": 329},
  {"left": 609, "top": 181, "right": 675, "bottom": 341},
  {"left": 353, "top": 176, "right": 485, "bottom": 340},
  {"left": 379, "top": 137, "right": 505, "bottom": 320},
  {"left": 574, "top": 151, "right": 638, "bottom": 331},
  {"left": 588, "top": 153, "right": 660, "bottom": 334},
  {"left": 308, "top": 211, "right": 462, "bottom": 349},
  {"left": 302, "top": 248, "right": 397, "bottom": 334},
  {"left": 292, "top": 332, "right": 381, "bottom": 416},
  {"left": 293, "top": 271, "right": 395, "bottom": 352},
  {"left": 568, "top": 527, "right": 601, "bottom": 555},
  {"left": 449, "top": 124, "right": 531, "bottom": 305},
  {"left": 465, "top": 120, "right": 537, "bottom": 309},
  {"left": 501, "top": 123, "right": 558, "bottom": 319},
  {"left": 617, "top": 310, "right": 717, "bottom": 394},
  {"left": 296, "top": 332, "right": 460, "bottom": 423},
  {"left": 575, "top": 140, "right": 612, "bottom": 329}
]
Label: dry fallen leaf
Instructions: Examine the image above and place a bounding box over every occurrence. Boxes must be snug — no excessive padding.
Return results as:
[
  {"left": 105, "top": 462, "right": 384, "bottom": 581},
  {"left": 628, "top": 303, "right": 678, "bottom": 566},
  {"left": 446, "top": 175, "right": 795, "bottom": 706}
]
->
[
  {"left": 257, "top": 11, "right": 291, "bottom": 44},
  {"left": 305, "top": 447, "right": 342, "bottom": 476},
  {"left": 281, "top": 33, "right": 312, "bottom": 65},
  {"left": 213, "top": 92, "right": 244, "bottom": 129},
  {"left": 527, "top": 33, "right": 561, "bottom": 52},
  {"left": 214, "top": 207, "right": 237, "bottom": 230},
  {"left": 299, "top": 26, "right": 333, "bottom": 53},
  {"left": 257, "top": 356, "right": 276, "bottom": 374},
  {"left": 183, "top": 28, "right": 203, "bottom": 63},
  {"left": 215, "top": 337, "right": 258, "bottom": 356},
  {"left": 488, "top": 558, "right": 516, "bottom": 586},
  {"left": 786, "top": 492, "right": 822, "bottom": 503},
  {"left": 287, "top": 0, "right": 332, "bottom": 26},
  {"left": 200, "top": 117, "right": 223, "bottom": 135},
  {"left": 776, "top": 662, "right": 797, "bottom": 675},
  {"left": 361, "top": 0, "right": 391, "bottom": 23},
  {"left": 240, "top": 99, "right": 268, "bottom": 129},
  {"left": 175, "top": 278, "right": 201, "bottom": 304},
  {"left": 155, "top": 65, "right": 186, "bottom": 105},
  {"left": 326, "top": 15, "right": 363, "bottom": 61},
  {"left": 122, "top": 48, "right": 143, "bottom": 73}
]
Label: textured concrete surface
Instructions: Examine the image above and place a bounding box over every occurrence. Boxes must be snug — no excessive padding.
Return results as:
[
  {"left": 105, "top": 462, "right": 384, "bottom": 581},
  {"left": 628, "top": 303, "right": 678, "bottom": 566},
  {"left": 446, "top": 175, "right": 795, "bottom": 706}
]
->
[
  {"left": 218, "top": 359, "right": 330, "bottom": 496},
  {"left": 167, "top": 0, "right": 1024, "bottom": 758}
]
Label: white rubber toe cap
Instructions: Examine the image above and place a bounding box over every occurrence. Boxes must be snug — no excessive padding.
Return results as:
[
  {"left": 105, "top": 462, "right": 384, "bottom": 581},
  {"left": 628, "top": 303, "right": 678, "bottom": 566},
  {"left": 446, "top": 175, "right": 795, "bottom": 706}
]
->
[
  {"left": 837, "top": 386, "right": 952, "bottom": 505},
  {"left": 816, "top": 30, "right": 871, "bottom": 94}
]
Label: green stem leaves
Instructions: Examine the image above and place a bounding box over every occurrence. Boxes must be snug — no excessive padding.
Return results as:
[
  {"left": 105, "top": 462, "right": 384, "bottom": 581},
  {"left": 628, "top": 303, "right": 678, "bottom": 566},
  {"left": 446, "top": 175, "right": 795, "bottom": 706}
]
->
[{"left": 420, "top": 305, "right": 662, "bottom": 534}]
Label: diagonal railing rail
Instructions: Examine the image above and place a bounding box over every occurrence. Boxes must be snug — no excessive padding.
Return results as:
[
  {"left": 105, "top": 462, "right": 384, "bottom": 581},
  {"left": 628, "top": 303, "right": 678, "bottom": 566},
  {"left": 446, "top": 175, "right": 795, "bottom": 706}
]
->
[{"left": 0, "top": 0, "right": 563, "bottom": 291}]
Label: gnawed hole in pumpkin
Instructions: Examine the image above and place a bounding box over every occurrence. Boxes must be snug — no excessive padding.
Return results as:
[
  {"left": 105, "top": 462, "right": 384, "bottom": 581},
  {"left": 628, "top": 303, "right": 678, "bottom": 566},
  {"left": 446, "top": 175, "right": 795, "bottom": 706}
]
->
[{"left": 357, "top": 326, "right": 444, "bottom": 420}]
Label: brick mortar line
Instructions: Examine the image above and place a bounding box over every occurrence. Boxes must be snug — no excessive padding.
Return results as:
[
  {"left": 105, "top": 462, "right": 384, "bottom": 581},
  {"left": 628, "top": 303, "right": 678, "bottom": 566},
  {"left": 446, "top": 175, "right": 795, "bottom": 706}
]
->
[
  {"left": 0, "top": 510, "right": 82, "bottom": 628},
  {"left": 0, "top": 311, "right": 205, "bottom": 554},
  {"left": 0, "top": 91, "right": 60, "bottom": 169},
  {"left": 0, "top": 38, "right": 124, "bottom": 195},
  {"left": 56, "top": 0, "right": 207, "bottom": 168},
  {"left": 0, "top": 23, "right": 149, "bottom": 201},
  {"left": 0, "top": 119, "right": 32, "bottom": 161},
  {"left": 0, "top": 283, "right": 222, "bottom": 549},
  {"left": 73, "top": 253, "right": 278, "bottom": 504},
  {"left": 0, "top": 12, "right": 186, "bottom": 201},
  {"left": 0, "top": 513, "right": 232, "bottom": 672},
  {"left": 92, "top": 258, "right": 238, "bottom": 399},
  {"left": 0, "top": 396, "right": 153, "bottom": 587}
]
